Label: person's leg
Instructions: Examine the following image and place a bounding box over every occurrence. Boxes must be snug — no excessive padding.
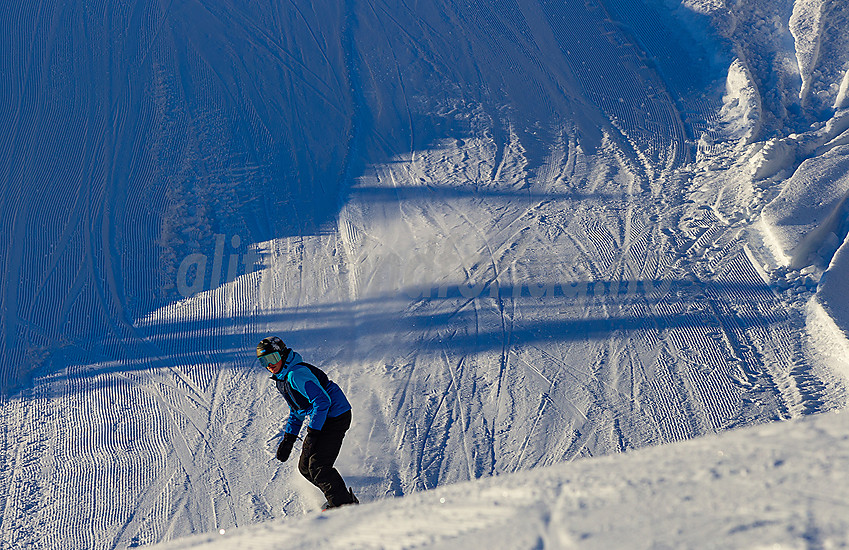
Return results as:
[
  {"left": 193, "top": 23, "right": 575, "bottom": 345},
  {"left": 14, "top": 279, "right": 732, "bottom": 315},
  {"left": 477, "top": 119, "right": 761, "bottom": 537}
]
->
[
  {"left": 298, "top": 411, "right": 354, "bottom": 507},
  {"left": 297, "top": 446, "right": 315, "bottom": 485}
]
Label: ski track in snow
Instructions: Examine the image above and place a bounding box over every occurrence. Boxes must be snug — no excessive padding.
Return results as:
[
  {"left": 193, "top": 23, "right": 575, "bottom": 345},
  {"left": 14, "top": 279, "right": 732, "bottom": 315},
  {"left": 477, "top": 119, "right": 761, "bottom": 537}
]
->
[{"left": 0, "top": 0, "right": 845, "bottom": 548}]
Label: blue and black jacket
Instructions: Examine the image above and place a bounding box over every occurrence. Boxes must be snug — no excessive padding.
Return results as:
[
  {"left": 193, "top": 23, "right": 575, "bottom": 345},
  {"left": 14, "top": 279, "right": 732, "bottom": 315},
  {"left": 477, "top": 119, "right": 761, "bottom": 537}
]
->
[{"left": 272, "top": 349, "right": 351, "bottom": 436}]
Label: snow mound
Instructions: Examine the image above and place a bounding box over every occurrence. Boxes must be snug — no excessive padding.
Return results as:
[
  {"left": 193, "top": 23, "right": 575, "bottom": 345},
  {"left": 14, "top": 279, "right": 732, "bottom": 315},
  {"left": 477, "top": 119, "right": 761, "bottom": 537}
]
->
[
  {"left": 817, "top": 238, "right": 849, "bottom": 360},
  {"left": 790, "top": 0, "right": 826, "bottom": 106},
  {"left": 756, "top": 110, "right": 849, "bottom": 347},
  {"left": 720, "top": 59, "right": 763, "bottom": 145},
  {"left": 761, "top": 144, "right": 849, "bottom": 268}
]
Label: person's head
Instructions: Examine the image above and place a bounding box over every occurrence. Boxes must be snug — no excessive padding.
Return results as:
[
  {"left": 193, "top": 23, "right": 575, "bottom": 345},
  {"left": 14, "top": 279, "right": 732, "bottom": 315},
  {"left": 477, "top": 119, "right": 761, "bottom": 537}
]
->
[{"left": 257, "top": 336, "right": 288, "bottom": 375}]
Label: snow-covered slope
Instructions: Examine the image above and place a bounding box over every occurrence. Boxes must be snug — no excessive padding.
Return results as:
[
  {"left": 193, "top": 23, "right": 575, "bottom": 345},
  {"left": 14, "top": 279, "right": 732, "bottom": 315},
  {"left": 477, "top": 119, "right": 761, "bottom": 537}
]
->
[
  {"left": 1, "top": 0, "right": 848, "bottom": 548},
  {"left": 152, "top": 407, "right": 849, "bottom": 550}
]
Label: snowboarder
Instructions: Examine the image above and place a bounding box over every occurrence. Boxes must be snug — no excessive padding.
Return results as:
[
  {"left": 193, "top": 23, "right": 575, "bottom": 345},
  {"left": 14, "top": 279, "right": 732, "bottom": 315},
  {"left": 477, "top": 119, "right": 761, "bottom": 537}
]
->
[{"left": 257, "top": 336, "right": 358, "bottom": 510}]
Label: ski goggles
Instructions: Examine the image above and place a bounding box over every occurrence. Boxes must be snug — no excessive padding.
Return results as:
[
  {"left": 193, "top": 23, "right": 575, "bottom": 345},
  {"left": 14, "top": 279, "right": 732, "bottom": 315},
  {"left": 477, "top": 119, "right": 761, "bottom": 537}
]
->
[{"left": 258, "top": 351, "right": 282, "bottom": 370}]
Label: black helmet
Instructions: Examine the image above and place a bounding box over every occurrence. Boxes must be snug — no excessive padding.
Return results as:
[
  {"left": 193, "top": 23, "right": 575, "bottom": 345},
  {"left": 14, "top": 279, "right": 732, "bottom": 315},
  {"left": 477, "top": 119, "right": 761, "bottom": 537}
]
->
[
  {"left": 256, "top": 336, "right": 291, "bottom": 371},
  {"left": 257, "top": 336, "right": 286, "bottom": 357}
]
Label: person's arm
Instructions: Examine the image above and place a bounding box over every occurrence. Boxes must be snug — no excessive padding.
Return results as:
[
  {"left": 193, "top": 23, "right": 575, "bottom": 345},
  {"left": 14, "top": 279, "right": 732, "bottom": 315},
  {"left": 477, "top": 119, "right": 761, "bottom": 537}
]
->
[
  {"left": 291, "top": 368, "right": 332, "bottom": 431},
  {"left": 278, "top": 388, "right": 304, "bottom": 462},
  {"left": 284, "top": 409, "right": 305, "bottom": 436}
]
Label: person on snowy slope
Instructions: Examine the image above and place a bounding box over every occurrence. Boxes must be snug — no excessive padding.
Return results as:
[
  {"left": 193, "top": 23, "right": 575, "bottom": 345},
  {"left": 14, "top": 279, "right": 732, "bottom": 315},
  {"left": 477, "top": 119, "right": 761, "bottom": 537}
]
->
[{"left": 257, "top": 336, "right": 358, "bottom": 509}]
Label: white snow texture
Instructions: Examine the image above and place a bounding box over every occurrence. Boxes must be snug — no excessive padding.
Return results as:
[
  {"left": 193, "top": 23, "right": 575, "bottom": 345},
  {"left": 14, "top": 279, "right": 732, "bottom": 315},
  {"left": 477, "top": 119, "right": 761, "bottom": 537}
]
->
[{"left": 1, "top": 0, "right": 848, "bottom": 549}]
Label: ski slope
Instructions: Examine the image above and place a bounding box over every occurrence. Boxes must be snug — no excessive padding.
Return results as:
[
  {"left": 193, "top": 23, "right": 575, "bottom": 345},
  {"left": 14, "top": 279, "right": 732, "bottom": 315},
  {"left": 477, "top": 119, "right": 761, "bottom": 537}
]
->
[
  {"left": 1, "top": 0, "right": 848, "bottom": 548},
  {"left": 153, "top": 407, "right": 849, "bottom": 550}
]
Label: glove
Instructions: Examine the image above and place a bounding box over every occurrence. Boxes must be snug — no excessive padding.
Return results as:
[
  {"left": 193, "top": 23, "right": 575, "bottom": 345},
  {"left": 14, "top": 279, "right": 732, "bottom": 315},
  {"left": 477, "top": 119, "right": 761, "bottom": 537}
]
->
[
  {"left": 302, "top": 427, "right": 320, "bottom": 454},
  {"left": 276, "top": 433, "right": 297, "bottom": 462}
]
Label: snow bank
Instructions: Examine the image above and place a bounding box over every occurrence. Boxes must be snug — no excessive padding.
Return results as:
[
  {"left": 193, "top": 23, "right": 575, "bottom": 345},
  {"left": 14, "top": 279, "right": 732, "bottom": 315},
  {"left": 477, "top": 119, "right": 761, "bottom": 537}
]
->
[
  {"left": 757, "top": 129, "right": 849, "bottom": 375},
  {"left": 152, "top": 409, "right": 849, "bottom": 550},
  {"left": 697, "top": 0, "right": 849, "bottom": 135},
  {"left": 836, "top": 68, "right": 849, "bottom": 110},
  {"left": 789, "top": 0, "right": 826, "bottom": 106},
  {"left": 808, "top": 295, "right": 849, "bottom": 390},
  {"left": 761, "top": 144, "right": 849, "bottom": 268},
  {"left": 817, "top": 237, "right": 849, "bottom": 367},
  {"left": 720, "top": 59, "right": 762, "bottom": 144}
]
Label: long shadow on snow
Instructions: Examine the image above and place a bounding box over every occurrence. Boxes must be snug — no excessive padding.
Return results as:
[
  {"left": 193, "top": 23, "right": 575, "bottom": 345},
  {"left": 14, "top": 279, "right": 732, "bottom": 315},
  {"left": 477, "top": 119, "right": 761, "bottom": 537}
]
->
[
  {"left": 348, "top": 185, "right": 633, "bottom": 202},
  {"left": 53, "top": 278, "right": 783, "bottom": 392}
]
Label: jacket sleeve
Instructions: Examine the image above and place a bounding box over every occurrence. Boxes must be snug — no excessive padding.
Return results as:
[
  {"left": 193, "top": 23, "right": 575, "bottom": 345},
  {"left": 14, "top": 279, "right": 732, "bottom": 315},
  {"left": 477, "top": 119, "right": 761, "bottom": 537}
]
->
[
  {"left": 290, "top": 367, "right": 332, "bottom": 431},
  {"left": 285, "top": 410, "right": 305, "bottom": 436}
]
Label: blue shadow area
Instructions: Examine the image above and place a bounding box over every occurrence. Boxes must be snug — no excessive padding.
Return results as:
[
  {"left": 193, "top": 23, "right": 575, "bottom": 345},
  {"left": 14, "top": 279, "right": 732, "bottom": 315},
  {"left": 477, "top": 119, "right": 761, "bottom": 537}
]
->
[
  {"left": 0, "top": 0, "right": 728, "bottom": 394},
  {"left": 46, "top": 278, "right": 783, "bottom": 396}
]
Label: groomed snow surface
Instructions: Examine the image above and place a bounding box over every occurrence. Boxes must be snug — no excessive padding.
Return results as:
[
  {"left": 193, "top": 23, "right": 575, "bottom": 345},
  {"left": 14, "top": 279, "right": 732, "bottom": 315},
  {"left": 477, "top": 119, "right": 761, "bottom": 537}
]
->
[
  {"left": 2, "top": 0, "right": 849, "bottom": 548},
  {"left": 155, "top": 408, "right": 849, "bottom": 550}
]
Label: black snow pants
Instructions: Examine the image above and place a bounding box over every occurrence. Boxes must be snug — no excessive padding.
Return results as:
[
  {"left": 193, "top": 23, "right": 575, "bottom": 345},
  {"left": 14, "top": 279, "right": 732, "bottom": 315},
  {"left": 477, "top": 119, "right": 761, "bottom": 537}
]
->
[{"left": 298, "top": 410, "right": 354, "bottom": 508}]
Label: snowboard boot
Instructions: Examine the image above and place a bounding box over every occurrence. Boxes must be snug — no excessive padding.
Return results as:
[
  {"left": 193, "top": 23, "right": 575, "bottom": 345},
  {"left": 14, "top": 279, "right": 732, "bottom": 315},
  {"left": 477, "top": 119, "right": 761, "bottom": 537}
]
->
[{"left": 322, "top": 488, "right": 358, "bottom": 511}]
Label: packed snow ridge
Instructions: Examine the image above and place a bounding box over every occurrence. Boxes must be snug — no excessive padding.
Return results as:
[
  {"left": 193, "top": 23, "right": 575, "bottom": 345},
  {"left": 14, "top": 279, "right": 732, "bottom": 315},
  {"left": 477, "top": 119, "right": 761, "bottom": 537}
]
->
[{"left": 1, "top": 0, "right": 848, "bottom": 548}]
